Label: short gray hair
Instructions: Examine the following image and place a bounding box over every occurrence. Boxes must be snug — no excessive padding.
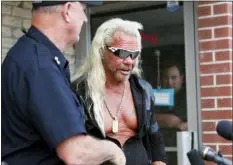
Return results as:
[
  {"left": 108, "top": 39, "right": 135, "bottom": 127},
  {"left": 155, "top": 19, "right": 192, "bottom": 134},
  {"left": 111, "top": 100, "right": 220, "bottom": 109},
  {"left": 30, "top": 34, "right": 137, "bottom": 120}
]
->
[{"left": 32, "top": 5, "right": 61, "bottom": 14}]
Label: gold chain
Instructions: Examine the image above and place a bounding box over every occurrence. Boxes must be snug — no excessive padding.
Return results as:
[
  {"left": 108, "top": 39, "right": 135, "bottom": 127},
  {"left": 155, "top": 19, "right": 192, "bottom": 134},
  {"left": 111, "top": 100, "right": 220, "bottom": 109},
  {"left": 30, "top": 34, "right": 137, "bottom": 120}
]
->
[{"left": 104, "top": 83, "right": 127, "bottom": 120}]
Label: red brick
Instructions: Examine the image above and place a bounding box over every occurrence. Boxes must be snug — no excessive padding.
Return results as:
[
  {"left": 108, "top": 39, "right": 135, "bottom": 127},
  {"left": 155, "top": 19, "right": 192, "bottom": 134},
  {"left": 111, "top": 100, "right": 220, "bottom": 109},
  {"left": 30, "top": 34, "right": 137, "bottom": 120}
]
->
[
  {"left": 198, "top": 6, "right": 211, "bottom": 17},
  {"left": 202, "top": 133, "right": 230, "bottom": 143},
  {"left": 216, "top": 74, "right": 232, "bottom": 85},
  {"left": 202, "top": 121, "right": 216, "bottom": 131},
  {"left": 214, "top": 27, "right": 232, "bottom": 38},
  {"left": 202, "top": 110, "right": 232, "bottom": 120},
  {"left": 215, "top": 51, "right": 232, "bottom": 61},
  {"left": 200, "top": 52, "right": 213, "bottom": 63},
  {"left": 201, "top": 86, "right": 232, "bottom": 97},
  {"left": 199, "top": 29, "right": 212, "bottom": 40},
  {"left": 199, "top": 16, "right": 232, "bottom": 28},
  {"left": 217, "top": 98, "right": 232, "bottom": 108},
  {"left": 199, "top": 39, "right": 232, "bottom": 51},
  {"left": 198, "top": 1, "right": 218, "bottom": 5},
  {"left": 226, "top": 156, "right": 233, "bottom": 161},
  {"left": 200, "top": 63, "right": 232, "bottom": 74},
  {"left": 205, "top": 161, "right": 219, "bottom": 165},
  {"left": 200, "top": 75, "right": 214, "bottom": 85},
  {"left": 214, "top": 3, "right": 233, "bottom": 15},
  {"left": 219, "top": 145, "right": 233, "bottom": 155},
  {"left": 201, "top": 99, "right": 215, "bottom": 108}
]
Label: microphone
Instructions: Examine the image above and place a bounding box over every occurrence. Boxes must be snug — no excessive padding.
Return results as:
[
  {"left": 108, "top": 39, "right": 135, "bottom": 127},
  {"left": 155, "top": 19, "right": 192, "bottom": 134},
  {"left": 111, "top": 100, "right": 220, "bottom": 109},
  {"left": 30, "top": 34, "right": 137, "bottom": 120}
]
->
[
  {"left": 216, "top": 120, "right": 233, "bottom": 141},
  {"left": 200, "top": 146, "right": 232, "bottom": 165},
  {"left": 187, "top": 149, "right": 205, "bottom": 165}
]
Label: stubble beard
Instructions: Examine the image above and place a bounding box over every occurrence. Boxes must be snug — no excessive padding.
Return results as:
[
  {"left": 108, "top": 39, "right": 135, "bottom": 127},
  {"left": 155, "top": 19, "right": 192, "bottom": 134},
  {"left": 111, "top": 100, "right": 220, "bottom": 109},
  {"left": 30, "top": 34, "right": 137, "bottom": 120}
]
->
[{"left": 114, "top": 70, "right": 131, "bottom": 82}]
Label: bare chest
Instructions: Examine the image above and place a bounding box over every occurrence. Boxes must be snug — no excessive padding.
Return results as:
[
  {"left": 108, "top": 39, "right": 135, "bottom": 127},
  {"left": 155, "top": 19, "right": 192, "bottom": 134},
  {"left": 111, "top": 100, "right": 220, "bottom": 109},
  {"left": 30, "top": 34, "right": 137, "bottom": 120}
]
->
[{"left": 103, "top": 90, "right": 138, "bottom": 146}]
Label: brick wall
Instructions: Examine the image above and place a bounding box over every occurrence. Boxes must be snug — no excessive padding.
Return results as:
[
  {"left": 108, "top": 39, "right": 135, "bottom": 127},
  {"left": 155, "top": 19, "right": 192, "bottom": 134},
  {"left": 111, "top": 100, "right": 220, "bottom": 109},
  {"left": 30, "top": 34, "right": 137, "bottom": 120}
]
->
[
  {"left": 198, "top": 1, "right": 232, "bottom": 164},
  {"left": 1, "top": 1, "right": 75, "bottom": 68}
]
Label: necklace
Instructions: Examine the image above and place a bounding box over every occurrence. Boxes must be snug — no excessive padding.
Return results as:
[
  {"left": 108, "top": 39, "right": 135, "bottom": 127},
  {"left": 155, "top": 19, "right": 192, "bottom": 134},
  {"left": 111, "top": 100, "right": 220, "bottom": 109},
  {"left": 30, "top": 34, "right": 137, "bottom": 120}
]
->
[{"left": 104, "top": 83, "right": 127, "bottom": 133}]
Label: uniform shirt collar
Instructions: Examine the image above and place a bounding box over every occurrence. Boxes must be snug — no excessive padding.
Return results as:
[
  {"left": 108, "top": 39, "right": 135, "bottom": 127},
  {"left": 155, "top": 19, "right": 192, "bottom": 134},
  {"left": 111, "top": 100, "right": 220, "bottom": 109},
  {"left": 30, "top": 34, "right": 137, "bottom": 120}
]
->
[{"left": 27, "top": 25, "right": 68, "bottom": 69}]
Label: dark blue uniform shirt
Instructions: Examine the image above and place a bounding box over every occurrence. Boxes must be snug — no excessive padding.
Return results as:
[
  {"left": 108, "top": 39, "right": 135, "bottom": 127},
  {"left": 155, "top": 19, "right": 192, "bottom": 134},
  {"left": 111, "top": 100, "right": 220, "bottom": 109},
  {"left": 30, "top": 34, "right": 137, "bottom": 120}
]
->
[{"left": 1, "top": 26, "right": 87, "bottom": 165}]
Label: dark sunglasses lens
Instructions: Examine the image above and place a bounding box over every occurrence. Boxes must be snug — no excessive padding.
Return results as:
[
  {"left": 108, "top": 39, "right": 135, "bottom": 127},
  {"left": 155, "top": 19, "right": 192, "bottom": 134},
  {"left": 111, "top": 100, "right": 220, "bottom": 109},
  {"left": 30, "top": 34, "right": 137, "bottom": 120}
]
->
[
  {"left": 112, "top": 49, "right": 120, "bottom": 57},
  {"left": 118, "top": 50, "right": 139, "bottom": 60},
  {"left": 131, "top": 52, "right": 139, "bottom": 59},
  {"left": 118, "top": 50, "right": 128, "bottom": 59}
]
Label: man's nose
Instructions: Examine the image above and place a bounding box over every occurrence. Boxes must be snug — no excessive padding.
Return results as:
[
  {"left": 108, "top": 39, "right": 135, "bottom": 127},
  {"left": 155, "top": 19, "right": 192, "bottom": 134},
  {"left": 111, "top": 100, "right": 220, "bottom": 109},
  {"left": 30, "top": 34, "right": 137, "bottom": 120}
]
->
[
  {"left": 168, "top": 79, "right": 173, "bottom": 86},
  {"left": 123, "top": 56, "right": 134, "bottom": 65}
]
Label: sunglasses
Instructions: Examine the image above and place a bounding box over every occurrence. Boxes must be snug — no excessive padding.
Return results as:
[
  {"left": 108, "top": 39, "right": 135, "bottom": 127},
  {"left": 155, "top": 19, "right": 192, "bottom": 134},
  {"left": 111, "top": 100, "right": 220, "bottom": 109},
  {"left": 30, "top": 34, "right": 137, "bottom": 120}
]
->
[{"left": 106, "top": 46, "right": 140, "bottom": 60}]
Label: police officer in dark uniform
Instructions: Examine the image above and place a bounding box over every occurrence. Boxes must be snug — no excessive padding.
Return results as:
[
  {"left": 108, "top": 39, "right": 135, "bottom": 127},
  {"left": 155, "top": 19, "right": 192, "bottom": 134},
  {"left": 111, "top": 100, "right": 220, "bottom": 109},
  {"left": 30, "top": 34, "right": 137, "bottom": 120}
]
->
[{"left": 1, "top": 1, "right": 126, "bottom": 165}]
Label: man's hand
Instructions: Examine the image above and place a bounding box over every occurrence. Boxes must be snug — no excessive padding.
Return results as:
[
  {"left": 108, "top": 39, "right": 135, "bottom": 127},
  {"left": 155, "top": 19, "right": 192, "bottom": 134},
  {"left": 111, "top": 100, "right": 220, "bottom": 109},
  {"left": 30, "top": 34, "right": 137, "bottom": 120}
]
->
[
  {"left": 152, "top": 161, "right": 166, "bottom": 165},
  {"left": 156, "top": 113, "right": 182, "bottom": 128},
  {"left": 105, "top": 141, "right": 126, "bottom": 165},
  {"left": 56, "top": 134, "right": 126, "bottom": 165},
  {"left": 177, "top": 122, "right": 188, "bottom": 131}
]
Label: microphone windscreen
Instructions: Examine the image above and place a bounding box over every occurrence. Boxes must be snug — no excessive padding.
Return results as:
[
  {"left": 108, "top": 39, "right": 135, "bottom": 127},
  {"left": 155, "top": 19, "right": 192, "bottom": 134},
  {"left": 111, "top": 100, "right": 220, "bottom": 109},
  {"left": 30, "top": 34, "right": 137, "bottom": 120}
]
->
[
  {"left": 187, "top": 149, "right": 206, "bottom": 165},
  {"left": 216, "top": 120, "right": 233, "bottom": 141}
]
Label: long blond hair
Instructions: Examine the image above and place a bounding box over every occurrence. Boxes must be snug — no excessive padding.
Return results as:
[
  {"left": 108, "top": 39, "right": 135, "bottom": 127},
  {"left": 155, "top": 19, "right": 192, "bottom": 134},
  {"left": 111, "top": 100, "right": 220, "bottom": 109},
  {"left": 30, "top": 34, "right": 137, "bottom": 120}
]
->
[{"left": 72, "top": 18, "right": 143, "bottom": 136}]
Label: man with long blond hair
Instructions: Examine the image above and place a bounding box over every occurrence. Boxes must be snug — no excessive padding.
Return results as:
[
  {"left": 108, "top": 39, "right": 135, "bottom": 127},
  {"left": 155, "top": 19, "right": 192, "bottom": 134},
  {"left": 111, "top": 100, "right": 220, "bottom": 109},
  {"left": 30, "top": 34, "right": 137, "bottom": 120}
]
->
[{"left": 72, "top": 18, "right": 168, "bottom": 165}]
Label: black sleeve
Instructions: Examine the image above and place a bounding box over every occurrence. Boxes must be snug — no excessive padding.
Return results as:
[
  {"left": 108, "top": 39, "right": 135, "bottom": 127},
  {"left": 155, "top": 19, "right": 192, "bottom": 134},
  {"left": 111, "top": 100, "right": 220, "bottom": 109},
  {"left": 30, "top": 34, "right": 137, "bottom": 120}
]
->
[
  {"left": 147, "top": 83, "right": 168, "bottom": 163},
  {"left": 149, "top": 108, "right": 168, "bottom": 163}
]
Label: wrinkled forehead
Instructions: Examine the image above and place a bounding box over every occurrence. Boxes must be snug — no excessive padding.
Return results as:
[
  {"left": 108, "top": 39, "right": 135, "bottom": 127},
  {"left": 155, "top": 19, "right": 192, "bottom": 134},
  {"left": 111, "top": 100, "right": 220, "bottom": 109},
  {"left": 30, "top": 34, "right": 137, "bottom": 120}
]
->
[{"left": 110, "top": 31, "right": 139, "bottom": 51}]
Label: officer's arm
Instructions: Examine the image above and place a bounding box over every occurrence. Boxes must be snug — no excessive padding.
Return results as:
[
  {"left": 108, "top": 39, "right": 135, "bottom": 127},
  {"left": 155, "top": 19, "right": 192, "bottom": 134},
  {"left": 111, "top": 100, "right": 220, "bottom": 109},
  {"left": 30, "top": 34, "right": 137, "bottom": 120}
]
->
[
  {"left": 27, "top": 67, "right": 125, "bottom": 165},
  {"left": 56, "top": 134, "right": 126, "bottom": 165}
]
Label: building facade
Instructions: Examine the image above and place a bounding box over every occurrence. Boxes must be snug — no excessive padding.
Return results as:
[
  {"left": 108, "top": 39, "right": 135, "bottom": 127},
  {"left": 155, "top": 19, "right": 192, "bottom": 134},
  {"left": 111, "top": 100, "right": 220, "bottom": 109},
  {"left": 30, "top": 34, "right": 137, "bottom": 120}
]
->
[{"left": 198, "top": 1, "right": 232, "bottom": 164}]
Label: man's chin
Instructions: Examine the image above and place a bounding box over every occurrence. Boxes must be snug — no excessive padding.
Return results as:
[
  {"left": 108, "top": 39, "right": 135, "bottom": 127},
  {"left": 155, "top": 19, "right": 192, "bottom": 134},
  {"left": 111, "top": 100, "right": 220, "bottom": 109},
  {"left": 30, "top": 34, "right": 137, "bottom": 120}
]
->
[
  {"left": 69, "top": 36, "right": 80, "bottom": 48},
  {"left": 115, "top": 74, "right": 130, "bottom": 82}
]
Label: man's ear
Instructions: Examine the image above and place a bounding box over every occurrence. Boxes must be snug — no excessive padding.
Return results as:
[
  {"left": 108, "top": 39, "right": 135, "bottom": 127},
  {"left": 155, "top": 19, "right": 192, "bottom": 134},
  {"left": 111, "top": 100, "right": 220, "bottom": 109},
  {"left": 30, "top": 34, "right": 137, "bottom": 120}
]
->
[{"left": 62, "top": 2, "right": 72, "bottom": 23}]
